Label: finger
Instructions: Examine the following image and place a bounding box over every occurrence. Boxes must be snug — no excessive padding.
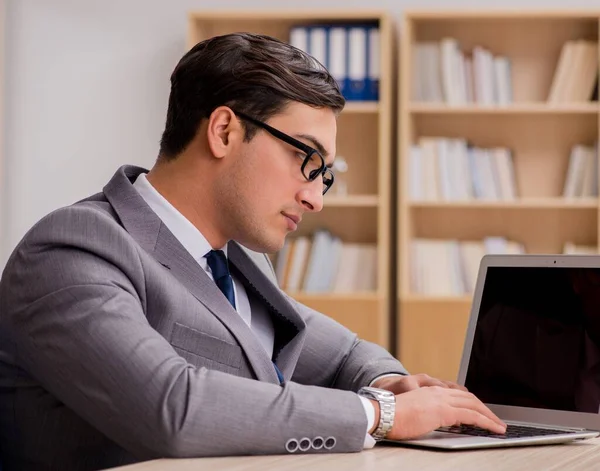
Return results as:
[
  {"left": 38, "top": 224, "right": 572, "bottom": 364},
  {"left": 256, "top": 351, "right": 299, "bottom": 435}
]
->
[
  {"left": 416, "top": 376, "right": 450, "bottom": 388},
  {"left": 453, "top": 408, "right": 507, "bottom": 435},
  {"left": 442, "top": 380, "right": 468, "bottom": 391},
  {"left": 449, "top": 395, "right": 506, "bottom": 429}
]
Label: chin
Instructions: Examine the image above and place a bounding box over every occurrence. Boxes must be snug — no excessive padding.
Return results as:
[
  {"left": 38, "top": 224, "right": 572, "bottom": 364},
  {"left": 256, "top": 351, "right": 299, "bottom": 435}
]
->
[{"left": 236, "top": 234, "right": 284, "bottom": 255}]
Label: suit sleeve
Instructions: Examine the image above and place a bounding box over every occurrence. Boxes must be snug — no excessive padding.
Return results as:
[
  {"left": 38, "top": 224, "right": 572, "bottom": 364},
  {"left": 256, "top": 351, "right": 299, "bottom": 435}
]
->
[
  {"left": 286, "top": 297, "right": 409, "bottom": 391},
  {"left": 0, "top": 206, "right": 369, "bottom": 459}
]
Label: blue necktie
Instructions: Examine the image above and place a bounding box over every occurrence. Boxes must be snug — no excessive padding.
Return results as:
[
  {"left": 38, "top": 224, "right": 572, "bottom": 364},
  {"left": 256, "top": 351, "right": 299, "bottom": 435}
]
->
[
  {"left": 205, "top": 250, "right": 236, "bottom": 309},
  {"left": 205, "top": 249, "right": 284, "bottom": 384}
]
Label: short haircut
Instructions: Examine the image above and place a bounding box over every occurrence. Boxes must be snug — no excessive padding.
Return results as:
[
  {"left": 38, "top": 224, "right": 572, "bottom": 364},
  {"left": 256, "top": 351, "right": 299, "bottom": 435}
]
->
[{"left": 158, "top": 32, "right": 345, "bottom": 160}]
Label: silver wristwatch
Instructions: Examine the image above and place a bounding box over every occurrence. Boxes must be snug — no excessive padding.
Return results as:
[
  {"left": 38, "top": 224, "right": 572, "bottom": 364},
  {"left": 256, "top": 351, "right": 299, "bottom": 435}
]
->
[{"left": 358, "top": 386, "right": 395, "bottom": 441}]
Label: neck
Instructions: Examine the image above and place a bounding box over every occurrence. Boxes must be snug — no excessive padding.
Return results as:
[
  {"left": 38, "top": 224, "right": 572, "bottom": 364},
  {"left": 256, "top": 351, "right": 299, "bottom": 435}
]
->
[{"left": 146, "top": 156, "right": 228, "bottom": 249}]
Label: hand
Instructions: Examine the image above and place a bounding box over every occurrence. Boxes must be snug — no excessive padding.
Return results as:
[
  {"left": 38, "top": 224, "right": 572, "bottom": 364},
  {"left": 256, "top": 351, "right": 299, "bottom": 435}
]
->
[
  {"left": 372, "top": 373, "right": 468, "bottom": 395},
  {"left": 386, "top": 386, "right": 507, "bottom": 440}
]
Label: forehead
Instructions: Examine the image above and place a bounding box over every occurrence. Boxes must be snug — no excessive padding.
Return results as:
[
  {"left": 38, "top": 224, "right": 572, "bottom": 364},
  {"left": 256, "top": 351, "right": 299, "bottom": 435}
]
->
[{"left": 267, "top": 103, "right": 337, "bottom": 161}]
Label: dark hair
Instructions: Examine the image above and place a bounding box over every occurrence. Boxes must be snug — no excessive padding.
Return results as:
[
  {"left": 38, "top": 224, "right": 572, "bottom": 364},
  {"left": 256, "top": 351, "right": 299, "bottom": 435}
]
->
[{"left": 158, "top": 32, "right": 345, "bottom": 160}]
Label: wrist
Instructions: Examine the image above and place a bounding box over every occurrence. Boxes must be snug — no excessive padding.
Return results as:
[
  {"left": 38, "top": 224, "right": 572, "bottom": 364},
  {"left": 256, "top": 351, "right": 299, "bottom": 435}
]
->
[
  {"left": 368, "top": 399, "right": 380, "bottom": 435},
  {"left": 358, "top": 386, "right": 395, "bottom": 441}
]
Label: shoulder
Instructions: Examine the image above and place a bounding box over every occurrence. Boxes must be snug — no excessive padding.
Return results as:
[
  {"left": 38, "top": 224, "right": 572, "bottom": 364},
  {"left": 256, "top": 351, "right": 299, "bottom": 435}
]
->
[{"left": 5, "top": 198, "right": 142, "bottom": 280}]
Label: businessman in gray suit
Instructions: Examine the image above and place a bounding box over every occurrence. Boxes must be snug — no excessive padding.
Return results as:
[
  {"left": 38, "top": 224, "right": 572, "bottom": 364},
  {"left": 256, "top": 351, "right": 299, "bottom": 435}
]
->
[{"left": 0, "top": 33, "right": 505, "bottom": 470}]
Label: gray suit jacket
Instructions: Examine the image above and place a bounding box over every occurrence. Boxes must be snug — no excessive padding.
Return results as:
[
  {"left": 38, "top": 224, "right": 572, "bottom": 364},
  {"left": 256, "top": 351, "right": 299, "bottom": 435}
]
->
[{"left": 0, "top": 165, "right": 407, "bottom": 470}]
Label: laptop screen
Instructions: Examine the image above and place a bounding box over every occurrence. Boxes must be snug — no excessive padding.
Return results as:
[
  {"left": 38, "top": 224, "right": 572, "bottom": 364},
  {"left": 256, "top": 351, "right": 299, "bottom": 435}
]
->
[{"left": 464, "top": 266, "right": 600, "bottom": 414}]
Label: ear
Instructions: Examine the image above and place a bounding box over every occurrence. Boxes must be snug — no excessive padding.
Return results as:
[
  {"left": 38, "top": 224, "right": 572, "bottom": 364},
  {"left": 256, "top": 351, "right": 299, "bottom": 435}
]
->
[{"left": 206, "top": 106, "right": 242, "bottom": 159}]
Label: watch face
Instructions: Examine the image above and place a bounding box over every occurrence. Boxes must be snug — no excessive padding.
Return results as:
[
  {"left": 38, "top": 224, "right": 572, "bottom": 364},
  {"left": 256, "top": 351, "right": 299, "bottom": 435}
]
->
[{"left": 361, "top": 386, "right": 395, "bottom": 399}]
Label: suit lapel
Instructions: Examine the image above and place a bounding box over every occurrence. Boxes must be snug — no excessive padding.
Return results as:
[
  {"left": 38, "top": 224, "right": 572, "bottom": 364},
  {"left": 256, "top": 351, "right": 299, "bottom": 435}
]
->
[
  {"left": 228, "top": 242, "right": 307, "bottom": 381},
  {"left": 102, "top": 166, "right": 281, "bottom": 384}
]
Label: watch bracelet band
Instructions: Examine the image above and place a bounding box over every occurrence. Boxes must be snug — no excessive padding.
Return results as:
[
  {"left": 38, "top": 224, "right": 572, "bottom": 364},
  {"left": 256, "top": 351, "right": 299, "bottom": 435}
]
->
[
  {"left": 358, "top": 387, "right": 395, "bottom": 441},
  {"left": 373, "top": 396, "right": 395, "bottom": 440}
]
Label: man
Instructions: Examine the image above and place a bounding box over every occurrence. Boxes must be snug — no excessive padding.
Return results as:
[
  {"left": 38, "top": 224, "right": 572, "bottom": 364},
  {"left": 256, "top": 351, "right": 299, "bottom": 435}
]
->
[{"left": 0, "top": 33, "right": 505, "bottom": 470}]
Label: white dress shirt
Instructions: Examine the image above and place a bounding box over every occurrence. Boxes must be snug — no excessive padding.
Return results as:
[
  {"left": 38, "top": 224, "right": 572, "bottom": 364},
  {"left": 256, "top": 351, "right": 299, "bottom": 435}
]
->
[{"left": 133, "top": 173, "right": 377, "bottom": 449}]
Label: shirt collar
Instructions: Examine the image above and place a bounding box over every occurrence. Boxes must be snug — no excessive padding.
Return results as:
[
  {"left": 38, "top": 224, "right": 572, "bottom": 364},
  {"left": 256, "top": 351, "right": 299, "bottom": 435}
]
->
[{"left": 132, "top": 173, "right": 227, "bottom": 263}]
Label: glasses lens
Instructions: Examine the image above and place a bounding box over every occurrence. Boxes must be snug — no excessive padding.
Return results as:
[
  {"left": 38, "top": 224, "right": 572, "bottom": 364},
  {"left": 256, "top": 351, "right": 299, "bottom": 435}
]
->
[
  {"left": 301, "top": 151, "right": 325, "bottom": 182},
  {"left": 322, "top": 169, "right": 334, "bottom": 195}
]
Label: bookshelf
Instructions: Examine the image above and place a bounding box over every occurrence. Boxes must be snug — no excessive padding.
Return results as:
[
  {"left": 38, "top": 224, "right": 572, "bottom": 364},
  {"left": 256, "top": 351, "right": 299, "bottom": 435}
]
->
[
  {"left": 188, "top": 10, "right": 394, "bottom": 348},
  {"left": 398, "top": 10, "right": 600, "bottom": 380}
]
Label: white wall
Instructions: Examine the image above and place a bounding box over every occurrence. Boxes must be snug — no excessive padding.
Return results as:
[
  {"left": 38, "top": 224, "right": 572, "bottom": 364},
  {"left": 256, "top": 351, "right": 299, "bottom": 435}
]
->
[{"left": 2, "top": 0, "right": 599, "bottom": 265}]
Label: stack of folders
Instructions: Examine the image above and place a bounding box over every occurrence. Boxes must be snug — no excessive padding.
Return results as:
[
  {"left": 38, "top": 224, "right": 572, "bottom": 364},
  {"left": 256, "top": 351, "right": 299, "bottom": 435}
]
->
[
  {"left": 412, "top": 38, "right": 512, "bottom": 105},
  {"left": 275, "top": 229, "right": 378, "bottom": 293},
  {"left": 289, "top": 23, "right": 380, "bottom": 101}
]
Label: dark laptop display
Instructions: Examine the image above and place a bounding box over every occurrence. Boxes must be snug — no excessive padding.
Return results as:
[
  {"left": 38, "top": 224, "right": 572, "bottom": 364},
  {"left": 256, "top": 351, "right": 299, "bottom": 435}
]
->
[{"left": 464, "top": 266, "right": 600, "bottom": 414}]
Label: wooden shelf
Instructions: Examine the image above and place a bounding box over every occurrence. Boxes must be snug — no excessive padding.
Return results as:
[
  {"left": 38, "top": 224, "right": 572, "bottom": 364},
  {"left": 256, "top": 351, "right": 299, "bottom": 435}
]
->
[
  {"left": 408, "top": 198, "right": 598, "bottom": 209},
  {"left": 404, "top": 10, "right": 600, "bottom": 20},
  {"left": 402, "top": 295, "right": 473, "bottom": 304},
  {"left": 343, "top": 101, "right": 380, "bottom": 113},
  {"left": 409, "top": 103, "right": 599, "bottom": 114},
  {"left": 397, "top": 10, "right": 600, "bottom": 380},
  {"left": 291, "top": 291, "right": 385, "bottom": 345},
  {"left": 325, "top": 195, "right": 379, "bottom": 207},
  {"left": 289, "top": 292, "right": 380, "bottom": 302}
]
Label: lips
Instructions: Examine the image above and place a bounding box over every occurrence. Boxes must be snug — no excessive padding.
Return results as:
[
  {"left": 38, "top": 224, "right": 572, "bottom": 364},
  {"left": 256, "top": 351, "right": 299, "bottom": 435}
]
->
[{"left": 282, "top": 213, "right": 301, "bottom": 225}]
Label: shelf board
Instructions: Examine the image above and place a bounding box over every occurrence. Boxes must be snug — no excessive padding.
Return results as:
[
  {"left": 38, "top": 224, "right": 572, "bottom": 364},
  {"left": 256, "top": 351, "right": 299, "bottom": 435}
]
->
[
  {"left": 409, "top": 103, "right": 599, "bottom": 115},
  {"left": 324, "top": 194, "right": 379, "bottom": 207},
  {"left": 401, "top": 295, "right": 473, "bottom": 304},
  {"left": 343, "top": 101, "right": 380, "bottom": 113},
  {"left": 408, "top": 198, "right": 598, "bottom": 210},
  {"left": 288, "top": 292, "right": 380, "bottom": 302}
]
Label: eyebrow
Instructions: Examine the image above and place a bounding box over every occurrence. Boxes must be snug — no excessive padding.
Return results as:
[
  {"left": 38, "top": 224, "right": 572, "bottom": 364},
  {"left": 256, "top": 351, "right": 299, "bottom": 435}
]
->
[{"left": 294, "top": 133, "right": 331, "bottom": 161}]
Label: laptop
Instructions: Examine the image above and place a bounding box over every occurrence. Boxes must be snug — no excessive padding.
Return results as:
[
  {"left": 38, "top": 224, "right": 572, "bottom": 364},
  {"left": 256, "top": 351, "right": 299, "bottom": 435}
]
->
[{"left": 388, "top": 254, "right": 600, "bottom": 450}]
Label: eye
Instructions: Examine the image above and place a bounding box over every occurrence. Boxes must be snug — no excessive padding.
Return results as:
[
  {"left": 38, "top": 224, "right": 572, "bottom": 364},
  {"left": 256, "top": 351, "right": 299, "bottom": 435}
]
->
[{"left": 295, "top": 151, "right": 306, "bottom": 160}]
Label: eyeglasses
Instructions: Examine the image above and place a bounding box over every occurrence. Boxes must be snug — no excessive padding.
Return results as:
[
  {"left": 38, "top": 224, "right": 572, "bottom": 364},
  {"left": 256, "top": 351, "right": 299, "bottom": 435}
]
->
[{"left": 232, "top": 110, "right": 335, "bottom": 195}]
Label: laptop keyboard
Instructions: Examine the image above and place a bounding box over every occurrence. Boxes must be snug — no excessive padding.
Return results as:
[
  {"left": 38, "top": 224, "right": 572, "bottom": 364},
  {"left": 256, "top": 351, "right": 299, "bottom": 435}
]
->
[{"left": 437, "top": 424, "right": 578, "bottom": 439}]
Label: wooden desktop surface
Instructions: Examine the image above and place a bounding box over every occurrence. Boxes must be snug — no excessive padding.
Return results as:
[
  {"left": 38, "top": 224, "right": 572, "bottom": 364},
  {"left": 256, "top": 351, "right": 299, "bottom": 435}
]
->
[{"left": 112, "top": 438, "right": 600, "bottom": 471}]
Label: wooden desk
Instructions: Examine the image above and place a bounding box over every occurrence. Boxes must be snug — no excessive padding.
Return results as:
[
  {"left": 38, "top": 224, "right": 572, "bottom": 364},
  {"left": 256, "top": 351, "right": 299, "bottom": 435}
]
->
[{"left": 112, "top": 439, "right": 600, "bottom": 471}]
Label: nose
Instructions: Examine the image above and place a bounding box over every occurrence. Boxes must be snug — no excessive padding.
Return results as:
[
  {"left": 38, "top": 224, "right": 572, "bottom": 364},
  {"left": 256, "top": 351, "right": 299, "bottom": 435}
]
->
[{"left": 297, "top": 178, "right": 324, "bottom": 213}]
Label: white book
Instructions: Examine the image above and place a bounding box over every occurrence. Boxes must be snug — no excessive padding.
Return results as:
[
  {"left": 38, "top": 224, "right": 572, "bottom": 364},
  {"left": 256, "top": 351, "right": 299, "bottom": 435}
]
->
[
  {"left": 308, "top": 27, "right": 327, "bottom": 67},
  {"left": 426, "top": 43, "right": 444, "bottom": 102},
  {"left": 451, "top": 139, "right": 473, "bottom": 200},
  {"left": 580, "top": 147, "right": 597, "bottom": 197},
  {"left": 563, "top": 145, "right": 588, "bottom": 198},
  {"left": 494, "top": 57, "right": 512, "bottom": 105},
  {"left": 275, "top": 238, "right": 292, "bottom": 287},
  {"left": 328, "top": 27, "right": 347, "bottom": 94},
  {"left": 477, "top": 148, "right": 500, "bottom": 199},
  {"left": 409, "top": 145, "right": 423, "bottom": 200},
  {"left": 419, "top": 138, "right": 441, "bottom": 200},
  {"left": 332, "top": 244, "right": 362, "bottom": 292},
  {"left": 459, "top": 240, "right": 486, "bottom": 293},
  {"left": 484, "top": 236, "right": 508, "bottom": 254},
  {"left": 302, "top": 230, "right": 331, "bottom": 292},
  {"left": 348, "top": 26, "right": 367, "bottom": 99},
  {"left": 493, "top": 148, "right": 517, "bottom": 199},
  {"left": 437, "top": 138, "right": 455, "bottom": 200},
  {"left": 464, "top": 55, "right": 475, "bottom": 103},
  {"left": 440, "top": 38, "right": 460, "bottom": 104},
  {"left": 286, "top": 236, "right": 311, "bottom": 292},
  {"left": 289, "top": 26, "right": 309, "bottom": 54}
]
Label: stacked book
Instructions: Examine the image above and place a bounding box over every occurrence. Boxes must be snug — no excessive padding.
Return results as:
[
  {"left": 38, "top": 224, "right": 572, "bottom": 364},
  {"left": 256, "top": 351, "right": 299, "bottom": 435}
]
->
[
  {"left": 410, "top": 237, "right": 525, "bottom": 295},
  {"left": 412, "top": 38, "right": 512, "bottom": 105},
  {"left": 548, "top": 40, "right": 599, "bottom": 103},
  {"left": 563, "top": 242, "right": 598, "bottom": 254},
  {"left": 562, "top": 144, "right": 599, "bottom": 198},
  {"left": 275, "top": 229, "right": 377, "bottom": 293},
  {"left": 409, "top": 138, "right": 517, "bottom": 201}
]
